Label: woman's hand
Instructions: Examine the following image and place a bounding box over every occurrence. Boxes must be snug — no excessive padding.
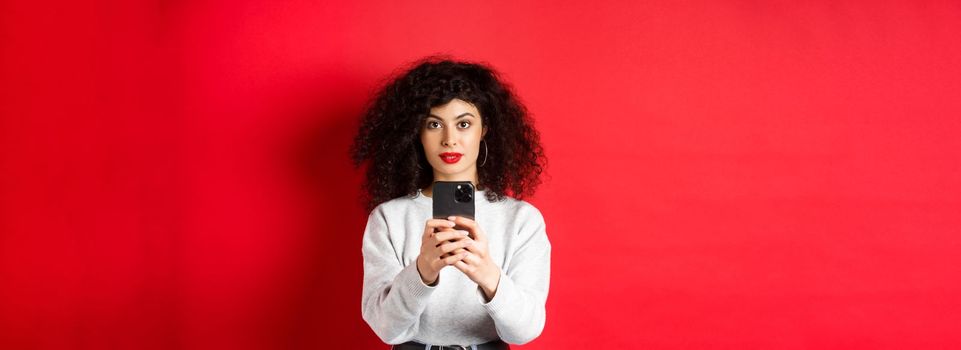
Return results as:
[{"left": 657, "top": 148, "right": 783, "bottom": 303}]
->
[
  {"left": 447, "top": 216, "right": 502, "bottom": 301},
  {"left": 416, "top": 219, "right": 473, "bottom": 285}
]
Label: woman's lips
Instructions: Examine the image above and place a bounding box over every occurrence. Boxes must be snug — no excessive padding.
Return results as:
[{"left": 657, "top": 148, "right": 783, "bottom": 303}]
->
[{"left": 439, "top": 152, "right": 463, "bottom": 164}]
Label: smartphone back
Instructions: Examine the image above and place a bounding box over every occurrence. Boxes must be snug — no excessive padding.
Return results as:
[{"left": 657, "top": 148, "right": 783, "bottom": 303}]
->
[{"left": 431, "top": 181, "right": 475, "bottom": 220}]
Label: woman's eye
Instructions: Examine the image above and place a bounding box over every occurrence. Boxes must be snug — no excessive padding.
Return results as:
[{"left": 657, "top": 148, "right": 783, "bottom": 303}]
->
[
  {"left": 427, "top": 121, "right": 441, "bottom": 129},
  {"left": 458, "top": 121, "right": 470, "bottom": 128}
]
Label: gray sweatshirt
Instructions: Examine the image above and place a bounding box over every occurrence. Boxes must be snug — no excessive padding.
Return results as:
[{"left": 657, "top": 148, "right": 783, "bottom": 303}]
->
[{"left": 361, "top": 189, "right": 551, "bottom": 346}]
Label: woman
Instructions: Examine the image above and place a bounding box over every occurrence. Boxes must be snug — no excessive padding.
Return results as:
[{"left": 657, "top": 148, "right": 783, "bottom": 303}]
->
[{"left": 351, "top": 56, "right": 550, "bottom": 350}]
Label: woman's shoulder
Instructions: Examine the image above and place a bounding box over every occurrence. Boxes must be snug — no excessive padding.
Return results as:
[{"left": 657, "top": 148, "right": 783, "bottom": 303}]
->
[
  {"left": 368, "top": 192, "right": 424, "bottom": 216},
  {"left": 485, "top": 194, "right": 545, "bottom": 222}
]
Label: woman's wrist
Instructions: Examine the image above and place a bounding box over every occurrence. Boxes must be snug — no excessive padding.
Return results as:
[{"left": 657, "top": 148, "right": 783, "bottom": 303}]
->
[
  {"left": 478, "top": 266, "right": 501, "bottom": 301},
  {"left": 416, "top": 255, "right": 438, "bottom": 286}
]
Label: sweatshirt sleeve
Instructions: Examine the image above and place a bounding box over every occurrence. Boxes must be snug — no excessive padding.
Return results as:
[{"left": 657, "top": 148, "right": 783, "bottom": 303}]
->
[
  {"left": 476, "top": 205, "right": 551, "bottom": 345},
  {"left": 361, "top": 205, "right": 437, "bottom": 344}
]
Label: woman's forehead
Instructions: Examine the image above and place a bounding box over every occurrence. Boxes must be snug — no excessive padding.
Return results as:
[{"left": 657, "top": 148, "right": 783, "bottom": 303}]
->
[{"left": 429, "top": 98, "right": 480, "bottom": 119}]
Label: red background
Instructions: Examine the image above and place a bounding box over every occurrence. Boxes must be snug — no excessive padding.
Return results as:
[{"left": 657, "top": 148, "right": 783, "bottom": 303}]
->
[{"left": 2, "top": 0, "right": 960, "bottom": 349}]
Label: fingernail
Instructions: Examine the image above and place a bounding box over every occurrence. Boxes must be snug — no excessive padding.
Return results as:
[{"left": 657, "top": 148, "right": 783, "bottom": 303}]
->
[{"left": 448, "top": 216, "right": 456, "bottom": 221}]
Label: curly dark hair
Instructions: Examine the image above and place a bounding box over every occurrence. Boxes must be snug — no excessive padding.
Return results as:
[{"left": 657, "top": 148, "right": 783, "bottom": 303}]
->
[{"left": 350, "top": 55, "right": 546, "bottom": 212}]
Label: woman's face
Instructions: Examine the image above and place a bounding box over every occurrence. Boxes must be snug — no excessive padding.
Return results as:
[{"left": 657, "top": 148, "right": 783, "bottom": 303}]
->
[{"left": 420, "top": 98, "right": 488, "bottom": 184}]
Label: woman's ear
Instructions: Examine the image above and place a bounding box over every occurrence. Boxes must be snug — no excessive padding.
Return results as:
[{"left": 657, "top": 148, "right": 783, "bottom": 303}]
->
[{"left": 482, "top": 125, "right": 489, "bottom": 137}]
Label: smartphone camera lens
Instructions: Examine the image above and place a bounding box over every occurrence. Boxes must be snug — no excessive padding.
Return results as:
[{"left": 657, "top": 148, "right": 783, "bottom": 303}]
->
[{"left": 454, "top": 184, "right": 473, "bottom": 203}]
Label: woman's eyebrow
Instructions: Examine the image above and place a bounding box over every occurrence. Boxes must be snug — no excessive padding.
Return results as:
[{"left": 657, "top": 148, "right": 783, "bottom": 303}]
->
[{"left": 428, "top": 112, "right": 476, "bottom": 119}]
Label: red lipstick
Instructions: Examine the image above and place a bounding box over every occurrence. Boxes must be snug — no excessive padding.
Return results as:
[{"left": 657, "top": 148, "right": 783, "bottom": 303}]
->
[{"left": 439, "top": 152, "right": 463, "bottom": 164}]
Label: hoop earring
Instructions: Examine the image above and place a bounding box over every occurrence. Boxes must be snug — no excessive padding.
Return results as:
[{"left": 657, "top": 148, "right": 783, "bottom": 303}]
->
[{"left": 479, "top": 140, "right": 488, "bottom": 167}]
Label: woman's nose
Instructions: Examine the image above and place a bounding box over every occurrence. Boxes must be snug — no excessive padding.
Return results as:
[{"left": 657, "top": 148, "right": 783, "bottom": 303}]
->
[{"left": 442, "top": 131, "right": 456, "bottom": 146}]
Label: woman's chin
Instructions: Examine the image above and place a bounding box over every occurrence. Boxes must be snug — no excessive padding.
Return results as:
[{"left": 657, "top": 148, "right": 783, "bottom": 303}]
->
[{"left": 431, "top": 164, "right": 475, "bottom": 178}]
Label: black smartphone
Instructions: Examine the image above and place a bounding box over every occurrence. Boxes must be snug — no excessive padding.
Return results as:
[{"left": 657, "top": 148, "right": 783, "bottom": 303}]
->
[{"left": 431, "top": 181, "right": 475, "bottom": 220}]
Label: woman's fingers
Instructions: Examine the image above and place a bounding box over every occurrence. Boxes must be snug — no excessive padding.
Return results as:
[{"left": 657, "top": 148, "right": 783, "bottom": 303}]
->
[
  {"left": 422, "top": 219, "right": 456, "bottom": 238},
  {"left": 434, "top": 251, "right": 468, "bottom": 268},
  {"left": 448, "top": 216, "right": 485, "bottom": 242},
  {"left": 419, "top": 219, "right": 470, "bottom": 275},
  {"left": 439, "top": 238, "right": 474, "bottom": 254},
  {"left": 435, "top": 228, "right": 485, "bottom": 255},
  {"left": 432, "top": 230, "right": 469, "bottom": 243},
  {"left": 453, "top": 260, "right": 470, "bottom": 272},
  {"left": 461, "top": 252, "right": 483, "bottom": 265},
  {"left": 440, "top": 246, "right": 471, "bottom": 258},
  {"left": 448, "top": 251, "right": 481, "bottom": 264},
  {"left": 444, "top": 252, "right": 468, "bottom": 265},
  {"left": 423, "top": 218, "right": 483, "bottom": 270}
]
